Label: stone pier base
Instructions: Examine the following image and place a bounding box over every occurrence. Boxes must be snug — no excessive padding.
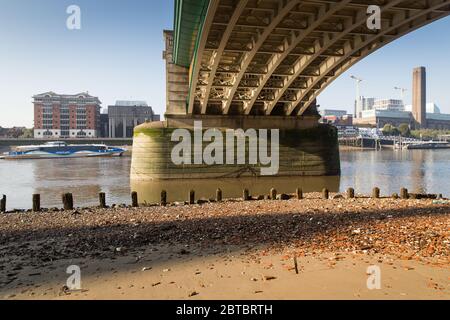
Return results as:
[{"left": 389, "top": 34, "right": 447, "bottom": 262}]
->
[{"left": 131, "top": 116, "right": 341, "bottom": 181}]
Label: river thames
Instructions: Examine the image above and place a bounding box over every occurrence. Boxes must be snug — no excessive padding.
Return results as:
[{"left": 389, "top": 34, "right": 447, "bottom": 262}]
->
[{"left": 0, "top": 149, "right": 449, "bottom": 210}]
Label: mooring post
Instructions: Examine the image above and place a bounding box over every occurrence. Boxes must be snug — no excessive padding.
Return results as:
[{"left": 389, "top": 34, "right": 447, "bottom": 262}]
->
[
  {"left": 243, "top": 189, "right": 250, "bottom": 201},
  {"left": 372, "top": 187, "right": 380, "bottom": 199},
  {"left": 322, "top": 188, "right": 329, "bottom": 200},
  {"left": 161, "top": 190, "right": 167, "bottom": 207},
  {"left": 270, "top": 188, "right": 277, "bottom": 200},
  {"left": 400, "top": 188, "right": 409, "bottom": 200},
  {"left": 131, "top": 191, "right": 139, "bottom": 207},
  {"left": 347, "top": 188, "right": 355, "bottom": 199},
  {"left": 189, "top": 190, "right": 195, "bottom": 205},
  {"left": 32, "top": 194, "right": 41, "bottom": 212},
  {"left": 99, "top": 192, "right": 106, "bottom": 208},
  {"left": 1, "top": 195, "right": 6, "bottom": 213},
  {"left": 296, "top": 188, "right": 303, "bottom": 200},
  {"left": 62, "top": 193, "right": 74, "bottom": 211},
  {"left": 216, "top": 189, "right": 222, "bottom": 202}
]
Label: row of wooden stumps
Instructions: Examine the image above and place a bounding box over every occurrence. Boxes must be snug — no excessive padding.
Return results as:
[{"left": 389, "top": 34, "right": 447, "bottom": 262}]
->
[
  {"left": 0, "top": 187, "right": 421, "bottom": 213},
  {"left": 343, "top": 187, "right": 409, "bottom": 200},
  {"left": 0, "top": 191, "right": 139, "bottom": 213}
]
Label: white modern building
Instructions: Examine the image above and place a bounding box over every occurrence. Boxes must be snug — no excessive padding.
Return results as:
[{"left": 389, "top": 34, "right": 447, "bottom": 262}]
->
[
  {"left": 372, "top": 99, "right": 405, "bottom": 111},
  {"left": 320, "top": 109, "right": 348, "bottom": 117}
]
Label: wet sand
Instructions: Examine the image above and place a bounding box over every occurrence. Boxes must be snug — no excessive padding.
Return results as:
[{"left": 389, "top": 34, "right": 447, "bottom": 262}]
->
[
  {"left": 1, "top": 246, "right": 448, "bottom": 300},
  {"left": 0, "top": 194, "right": 448, "bottom": 300}
]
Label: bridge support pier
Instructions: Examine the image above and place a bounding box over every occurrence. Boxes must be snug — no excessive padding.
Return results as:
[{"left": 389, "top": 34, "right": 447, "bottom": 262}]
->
[{"left": 131, "top": 115, "right": 340, "bottom": 181}]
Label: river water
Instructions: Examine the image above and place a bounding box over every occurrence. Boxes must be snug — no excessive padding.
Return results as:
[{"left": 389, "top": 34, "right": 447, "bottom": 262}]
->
[{"left": 0, "top": 149, "right": 449, "bottom": 210}]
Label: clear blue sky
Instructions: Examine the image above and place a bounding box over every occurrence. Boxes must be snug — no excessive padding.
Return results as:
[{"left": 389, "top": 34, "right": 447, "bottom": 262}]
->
[{"left": 0, "top": 0, "right": 449, "bottom": 127}]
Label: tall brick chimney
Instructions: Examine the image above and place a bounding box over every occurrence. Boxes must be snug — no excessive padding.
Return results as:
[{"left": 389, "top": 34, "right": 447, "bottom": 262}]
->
[{"left": 412, "top": 66, "right": 427, "bottom": 129}]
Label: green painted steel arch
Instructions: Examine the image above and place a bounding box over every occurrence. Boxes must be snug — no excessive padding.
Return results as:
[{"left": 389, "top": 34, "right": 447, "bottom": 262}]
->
[{"left": 173, "top": 0, "right": 210, "bottom": 68}]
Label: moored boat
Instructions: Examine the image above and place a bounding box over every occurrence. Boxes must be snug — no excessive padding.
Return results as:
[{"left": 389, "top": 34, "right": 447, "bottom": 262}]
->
[
  {"left": 406, "top": 141, "right": 450, "bottom": 150},
  {"left": 2, "top": 141, "right": 126, "bottom": 160}
]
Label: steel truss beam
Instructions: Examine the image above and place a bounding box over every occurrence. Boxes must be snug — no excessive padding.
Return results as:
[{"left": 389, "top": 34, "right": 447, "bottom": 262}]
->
[
  {"left": 294, "top": 0, "right": 450, "bottom": 116},
  {"left": 187, "top": 0, "right": 450, "bottom": 116}
]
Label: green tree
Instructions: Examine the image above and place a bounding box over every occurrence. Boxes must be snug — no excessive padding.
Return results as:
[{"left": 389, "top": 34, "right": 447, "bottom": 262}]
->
[
  {"left": 391, "top": 127, "right": 400, "bottom": 136},
  {"left": 382, "top": 124, "right": 393, "bottom": 135},
  {"left": 19, "top": 128, "right": 34, "bottom": 138},
  {"left": 398, "top": 123, "right": 411, "bottom": 137}
]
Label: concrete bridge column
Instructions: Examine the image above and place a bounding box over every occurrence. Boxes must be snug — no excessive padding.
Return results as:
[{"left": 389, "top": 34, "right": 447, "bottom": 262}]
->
[
  {"left": 123, "top": 117, "right": 127, "bottom": 138},
  {"left": 111, "top": 118, "right": 116, "bottom": 138}
]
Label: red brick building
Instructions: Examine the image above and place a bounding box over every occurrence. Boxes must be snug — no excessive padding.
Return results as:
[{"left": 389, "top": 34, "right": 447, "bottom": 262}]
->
[{"left": 33, "top": 92, "right": 101, "bottom": 139}]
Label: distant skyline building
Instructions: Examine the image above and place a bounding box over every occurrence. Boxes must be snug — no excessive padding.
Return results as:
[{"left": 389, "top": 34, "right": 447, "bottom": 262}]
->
[
  {"left": 320, "top": 109, "right": 353, "bottom": 126},
  {"left": 354, "top": 67, "right": 450, "bottom": 129},
  {"left": 320, "top": 109, "right": 348, "bottom": 118},
  {"left": 355, "top": 97, "right": 404, "bottom": 113},
  {"left": 33, "top": 92, "right": 101, "bottom": 139},
  {"left": 412, "top": 66, "right": 427, "bottom": 128},
  {"left": 99, "top": 113, "right": 109, "bottom": 138},
  {"left": 372, "top": 99, "right": 405, "bottom": 112},
  {"left": 107, "top": 101, "right": 160, "bottom": 138},
  {"left": 354, "top": 97, "right": 375, "bottom": 118},
  {"left": 406, "top": 102, "right": 450, "bottom": 129},
  {"left": 356, "top": 100, "right": 450, "bottom": 129},
  {"left": 405, "top": 102, "right": 442, "bottom": 114},
  {"left": 361, "top": 97, "right": 376, "bottom": 112}
]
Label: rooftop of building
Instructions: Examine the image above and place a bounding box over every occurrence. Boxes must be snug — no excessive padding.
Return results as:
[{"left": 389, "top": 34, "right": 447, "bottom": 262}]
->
[
  {"left": 404, "top": 103, "right": 442, "bottom": 114},
  {"left": 361, "top": 106, "right": 450, "bottom": 122},
  {"left": 320, "top": 109, "right": 348, "bottom": 113},
  {"left": 112, "top": 101, "right": 149, "bottom": 107},
  {"left": 33, "top": 92, "right": 102, "bottom": 106},
  {"left": 33, "top": 91, "right": 99, "bottom": 100},
  {"left": 362, "top": 109, "right": 412, "bottom": 119}
]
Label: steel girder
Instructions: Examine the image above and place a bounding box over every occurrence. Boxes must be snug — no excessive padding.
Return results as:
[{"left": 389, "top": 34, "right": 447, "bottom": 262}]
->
[{"left": 185, "top": 0, "right": 450, "bottom": 116}]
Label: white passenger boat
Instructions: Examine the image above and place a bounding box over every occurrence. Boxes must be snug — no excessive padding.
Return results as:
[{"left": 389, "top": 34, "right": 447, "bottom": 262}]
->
[{"left": 2, "top": 142, "right": 126, "bottom": 160}]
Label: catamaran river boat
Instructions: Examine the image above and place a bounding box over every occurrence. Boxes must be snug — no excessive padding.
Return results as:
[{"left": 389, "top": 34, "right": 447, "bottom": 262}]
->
[{"left": 1, "top": 142, "right": 126, "bottom": 160}]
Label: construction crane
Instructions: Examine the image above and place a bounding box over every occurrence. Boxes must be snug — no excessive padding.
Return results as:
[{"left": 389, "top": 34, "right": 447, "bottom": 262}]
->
[
  {"left": 350, "top": 75, "right": 364, "bottom": 118},
  {"left": 394, "top": 86, "right": 408, "bottom": 102}
]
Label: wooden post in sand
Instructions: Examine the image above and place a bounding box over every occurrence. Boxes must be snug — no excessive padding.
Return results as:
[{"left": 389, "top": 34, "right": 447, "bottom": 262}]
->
[
  {"left": 296, "top": 188, "right": 303, "bottom": 200},
  {"left": 243, "top": 189, "right": 250, "bottom": 201},
  {"left": 372, "top": 187, "right": 380, "bottom": 199},
  {"left": 62, "top": 193, "right": 73, "bottom": 211},
  {"left": 32, "top": 194, "right": 41, "bottom": 212},
  {"left": 1, "top": 195, "right": 6, "bottom": 213},
  {"left": 189, "top": 190, "right": 195, "bottom": 205},
  {"left": 400, "top": 188, "right": 409, "bottom": 200},
  {"left": 216, "top": 189, "right": 222, "bottom": 202},
  {"left": 347, "top": 188, "right": 355, "bottom": 199},
  {"left": 99, "top": 193, "right": 106, "bottom": 208},
  {"left": 160, "top": 190, "right": 167, "bottom": 207},
  {"left": 131, "top": 192, "right": 139, "bottom": 207},
  {"left": 322, "top": 188, "right": 329, "bottom": 200},
  {"left": 270, "top": 188, "right": 277, "bottom": 200}
]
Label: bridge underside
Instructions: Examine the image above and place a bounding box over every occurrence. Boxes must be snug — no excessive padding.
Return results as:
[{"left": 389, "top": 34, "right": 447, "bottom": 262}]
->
[
  {"left": 175, "top": 0, "right": 450, "bottom": 117},
  {"left": 131, "top": 0, "right": 450, "bottom": 181}
]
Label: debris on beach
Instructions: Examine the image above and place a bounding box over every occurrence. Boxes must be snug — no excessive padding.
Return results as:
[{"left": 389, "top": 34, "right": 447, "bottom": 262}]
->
[{"left": 0, "top": 194, "right": 448, "bottom": 267}]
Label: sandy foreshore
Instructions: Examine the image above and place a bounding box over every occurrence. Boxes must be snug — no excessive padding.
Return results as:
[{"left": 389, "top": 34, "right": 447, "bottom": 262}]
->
[{"left": 0, "top": 193, "right": 448, "bottom": 300}]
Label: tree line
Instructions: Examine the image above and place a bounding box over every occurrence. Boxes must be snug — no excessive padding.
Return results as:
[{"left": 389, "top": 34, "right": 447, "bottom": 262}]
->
[
  {"left": 382, "top": 123, "right": 450, "bottom": 140},
  {"left": 0, "top": 127, "right": 33, "bottom": 139}
]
